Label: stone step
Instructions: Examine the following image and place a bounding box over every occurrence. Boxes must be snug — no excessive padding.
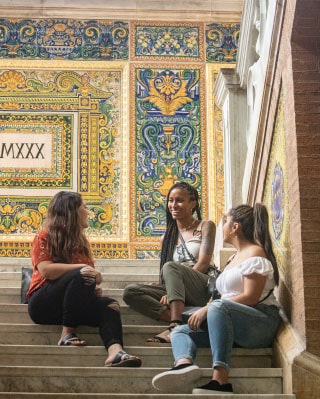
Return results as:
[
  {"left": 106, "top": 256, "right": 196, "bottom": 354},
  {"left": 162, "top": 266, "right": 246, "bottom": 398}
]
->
[
  {"left": 0, "top": 287, "right": 18, "bottom": 303},
  {"left": 0, "top": 303, "right": 164, "bottom": 325},
  {"left": 0, "top": 258, "right": 160, "bottom": 273},
  {"left": 0, "top": 345, "right": 272, "bottom": 368},
  {"left": 0, "top": 366, "right": 284, "bottom": 394},
  {"left": 0, "top": 272, "right": 158, "bottom": 288},
  {"left": 0, "top": 323, "right": 163, "bottom": 346},
  {"left": 0, "top": 256, "right": 292, "bottom": 399},
  {"left": 0, "top": 288, "right": 127, "bottom": 305},
  {"left": 0, "top": 323, "right": 274, "bottom": 352},
  {"left": 0, "top": 394, "right": 297, "bottom": 399},
  {"left": 0, "top": 322, "right": 193, "bottom": 346}
]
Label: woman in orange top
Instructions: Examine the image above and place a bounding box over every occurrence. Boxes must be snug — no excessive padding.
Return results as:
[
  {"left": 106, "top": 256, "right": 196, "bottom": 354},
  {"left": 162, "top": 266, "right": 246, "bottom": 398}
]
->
[{"left": 27, "top": 191, "right": 141, "bottom": 368}]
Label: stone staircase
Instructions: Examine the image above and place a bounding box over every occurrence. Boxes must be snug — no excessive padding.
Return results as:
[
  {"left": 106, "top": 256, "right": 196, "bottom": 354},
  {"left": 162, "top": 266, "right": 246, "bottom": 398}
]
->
[{"left": 0, "top": 257, "right": 295, "bottom": 399}]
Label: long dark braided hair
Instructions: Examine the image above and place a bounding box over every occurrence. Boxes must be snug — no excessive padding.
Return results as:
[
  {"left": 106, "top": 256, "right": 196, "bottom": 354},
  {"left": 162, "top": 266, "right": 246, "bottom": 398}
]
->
[
  {"left": 228, "top": 203, "right": 279, "bottom": 285},
  {"left": 159, "top": 182, "right": 201, "bottom": 282}
]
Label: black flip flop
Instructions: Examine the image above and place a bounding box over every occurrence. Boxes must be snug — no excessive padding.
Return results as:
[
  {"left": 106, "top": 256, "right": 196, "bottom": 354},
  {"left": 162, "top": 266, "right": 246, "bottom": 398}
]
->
[
  {"left": 105, "top": 350, "right": 142, "bottom": 367},
  {"left": 58, "top": 333, "right": 87, "bottom": 346}
]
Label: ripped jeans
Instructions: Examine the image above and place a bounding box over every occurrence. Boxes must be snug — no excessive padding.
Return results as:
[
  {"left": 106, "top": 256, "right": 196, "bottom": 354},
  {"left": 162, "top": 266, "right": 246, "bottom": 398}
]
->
[
  {"left": 171, "top": 299, "right": 281, "bottom": 369},
  {"left": 28, "top": 268, "right": 123, "bottom": 349}
]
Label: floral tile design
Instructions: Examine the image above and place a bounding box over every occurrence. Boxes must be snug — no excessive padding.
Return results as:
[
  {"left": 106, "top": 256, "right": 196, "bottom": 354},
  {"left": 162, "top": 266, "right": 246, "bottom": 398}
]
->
[
  {"left": 0, "top": 62, "right": 127, "bottom": 257},
  {"left": 0, "top": 19, "right": 129, "bottom": 60},
  {"left": 206, "top": 23, "right": 240, "bottom": 62},
  {"left": 130, "top": 64, "right": 207, "bottom": 241},
  {"left": 131, "top": 21, "right": 204, "bottom": 61},
  {"left": 0, "top": 17, "right": 238, "bottom": 258}
]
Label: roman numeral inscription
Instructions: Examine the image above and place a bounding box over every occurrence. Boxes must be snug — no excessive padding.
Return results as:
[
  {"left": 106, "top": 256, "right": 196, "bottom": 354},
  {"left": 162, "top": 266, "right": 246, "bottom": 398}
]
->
[
  {"left": 0, "top": 143, "right": 45, "bottom": 159},
  {"left": 0, "top": 133, "right": 52, "bottom": 169}
]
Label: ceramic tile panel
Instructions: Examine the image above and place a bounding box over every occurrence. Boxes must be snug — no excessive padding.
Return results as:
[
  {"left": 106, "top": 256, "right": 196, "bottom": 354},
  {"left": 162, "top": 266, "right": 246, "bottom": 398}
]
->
[
  {"left": 206, "top": 23, "right": 240, "bottom": 62},
  {"left": 0, "top": 18, "right": 239, "bottom": 258},
  {"left": 0, "top": 19, "right": 129, "bottom": 60},
  {"left": 0, "top": 60, "right": 129, "bottom": 258},
  {"left": 0, "top": 112, "right": 73, "bottom": 188},
  {"left": 130, "top": 63, "right": 208, "bottom": 242},
  {"left": 263, "top": 87, "right": 292, "bottom": 289},
  {"left": 131, "top": 21, "right": 204, "bottom": 61}
]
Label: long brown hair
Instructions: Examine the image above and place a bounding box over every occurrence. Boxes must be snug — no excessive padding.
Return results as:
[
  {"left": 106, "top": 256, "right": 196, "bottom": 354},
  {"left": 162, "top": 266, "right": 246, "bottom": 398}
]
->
[
  {"left": 45, "top": 191, "right": 93, "bottom": 263},
  {"left": 160, "top": 181, "right": 201, "bottom": 270},
  {"left": 228, "top": 203, "right": 279, "bottom": 285}
]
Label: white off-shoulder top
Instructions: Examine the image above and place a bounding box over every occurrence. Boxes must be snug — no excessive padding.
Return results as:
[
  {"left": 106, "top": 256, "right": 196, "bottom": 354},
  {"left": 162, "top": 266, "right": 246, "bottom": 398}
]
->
[{"left": 216, "top": 256, "right": 279, "bottom": 306}]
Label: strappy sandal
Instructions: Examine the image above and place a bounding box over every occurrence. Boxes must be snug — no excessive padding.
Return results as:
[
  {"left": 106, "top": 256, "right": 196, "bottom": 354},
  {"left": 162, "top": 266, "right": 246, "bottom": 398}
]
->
[
  {"left": 146, "top": 321, "right": 181, "bottom": 346},
  {"left": 105, "top": 350, "right": 142, "bottom": 367},
  {"left": 58, "top": 333, "right": 87, "bottom": 346}
]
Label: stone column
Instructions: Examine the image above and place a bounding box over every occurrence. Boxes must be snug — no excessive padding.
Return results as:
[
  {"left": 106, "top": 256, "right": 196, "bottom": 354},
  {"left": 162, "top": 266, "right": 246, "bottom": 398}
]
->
[
  {"left": 214, "top": 68, "right": 247, "bottom": 210},
  {"left": 236, "top": 0, "right": 279, "bottom": 201}
]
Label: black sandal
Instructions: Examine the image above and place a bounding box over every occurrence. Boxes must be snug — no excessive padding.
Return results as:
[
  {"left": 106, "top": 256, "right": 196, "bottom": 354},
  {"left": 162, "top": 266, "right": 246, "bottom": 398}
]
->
[
  {"left": 58, "top": 333, "right": 87, "bottom": 346},
  {"left": 105, "top": 350, "right": 142, "bottom": 367},
  {"left": 146, "top": 321, "right": 181, "bottom": 345}
]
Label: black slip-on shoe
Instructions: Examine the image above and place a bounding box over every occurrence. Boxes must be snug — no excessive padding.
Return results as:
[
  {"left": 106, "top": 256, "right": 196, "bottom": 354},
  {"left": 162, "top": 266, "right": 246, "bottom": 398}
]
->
[
  {"left": 152, "top": 364, "right": 200, "bottom": 391},
  {"left": 192, "top": 379, "right": 233, "bottom": 395}
]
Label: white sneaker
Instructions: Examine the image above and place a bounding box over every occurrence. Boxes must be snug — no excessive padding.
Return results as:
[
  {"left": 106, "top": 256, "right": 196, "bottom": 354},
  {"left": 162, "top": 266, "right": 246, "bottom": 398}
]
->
[{"left": 152, "top": 364, "right": 200, "bottom": 391}]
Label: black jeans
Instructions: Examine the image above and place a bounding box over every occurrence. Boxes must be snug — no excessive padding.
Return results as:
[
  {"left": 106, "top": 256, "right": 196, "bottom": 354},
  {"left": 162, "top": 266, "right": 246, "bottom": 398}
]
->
[{"left": 28, "top": 268, "right": 123, "bottom": 349}]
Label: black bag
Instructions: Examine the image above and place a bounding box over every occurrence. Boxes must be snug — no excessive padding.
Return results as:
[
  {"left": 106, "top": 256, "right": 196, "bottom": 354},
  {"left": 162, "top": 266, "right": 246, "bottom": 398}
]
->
[
  {"left": 181, "top": 306, "right": 208, "bottom": 329},
  {"left": 207, "top": 265, "right": 221, "bottom": 301},
  {"left": 178, "top": 232, "right": 221, "bottom": 300},
  {"left": 21, "top": 267, "right": 33, "bottom": 304},
  {"left": 181, "top": 306, "right": 202, "bottom": 323}
]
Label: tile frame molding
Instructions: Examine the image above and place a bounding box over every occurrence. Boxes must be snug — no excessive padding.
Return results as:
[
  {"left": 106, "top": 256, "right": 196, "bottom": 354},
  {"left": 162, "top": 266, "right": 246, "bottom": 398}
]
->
[{"left": 0, "top": 1, "right": 243, "bottom": 22}]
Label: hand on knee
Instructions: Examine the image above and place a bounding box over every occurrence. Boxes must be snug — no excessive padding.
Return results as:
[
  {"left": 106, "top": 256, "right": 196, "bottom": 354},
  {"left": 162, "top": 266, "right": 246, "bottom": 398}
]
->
[{"left": 108, "top": 301, "right": 120, "bottom": 312}]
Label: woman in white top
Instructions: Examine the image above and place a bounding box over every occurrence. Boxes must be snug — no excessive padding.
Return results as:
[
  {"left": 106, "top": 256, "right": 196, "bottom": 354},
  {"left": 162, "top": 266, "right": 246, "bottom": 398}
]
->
[
  {"left": 152, "top": 203, "right": 282, "bottom": 394},
  {"left": 123, "top": 181, "right": 216, "bottom": 344}
]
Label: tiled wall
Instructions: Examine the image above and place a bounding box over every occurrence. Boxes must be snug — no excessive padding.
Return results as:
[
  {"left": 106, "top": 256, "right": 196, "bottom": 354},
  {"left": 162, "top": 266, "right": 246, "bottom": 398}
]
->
[
  {"left": 263, "top": 88, "right": 291, "bottom": 289},
  {"left": 0, "top": 18, "right": 239, "bottom": 258}
]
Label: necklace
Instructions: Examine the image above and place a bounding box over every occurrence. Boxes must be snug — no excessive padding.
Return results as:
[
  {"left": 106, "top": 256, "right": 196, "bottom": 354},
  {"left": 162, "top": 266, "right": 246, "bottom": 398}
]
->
[{"left": 179, "top": 219, "right": 196, "bottom": 232}]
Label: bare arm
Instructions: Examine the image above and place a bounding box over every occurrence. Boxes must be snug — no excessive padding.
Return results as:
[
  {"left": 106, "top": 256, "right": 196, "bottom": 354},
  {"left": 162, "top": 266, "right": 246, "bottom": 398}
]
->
[
  {"left": 37, "top": 260, "right": 102, "bottom": 284},
  {"left": 192, "top": 220, "right": 216, "bottom": 274},
  {"left": 229, "top": 273, "right": 267, "bottom": 306}
]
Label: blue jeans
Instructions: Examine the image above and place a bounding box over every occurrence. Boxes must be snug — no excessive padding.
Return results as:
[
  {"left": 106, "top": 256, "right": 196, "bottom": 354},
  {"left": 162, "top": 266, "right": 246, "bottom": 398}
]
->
[{"left": 171, "top": 299, "right": 281, "bottom": 369}]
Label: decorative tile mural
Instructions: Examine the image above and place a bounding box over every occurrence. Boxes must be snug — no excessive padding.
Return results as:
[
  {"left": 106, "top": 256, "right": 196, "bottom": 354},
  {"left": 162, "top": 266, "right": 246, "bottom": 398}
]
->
[
  {"left": 206, "top": 23, "right": 240, "bottom": 62},
  {"left": 0, "top": 19, "right": 129, "bottom": 60},
  {"left": 0, "top": 113, "right": 73, "bottom": 188},
  {"left": 263, "top": 87, "right": 291, "bottom": 289},
  {"left": 130, "top": 64, "right": 207, "bottom": 244},
  {"left": 131, "top": 21, "right": 204, "bottom": 61},
  {"left": 0, "top": 18, "right": 240, "bottom": 258},
  {"left": 0, "top": 60, "right": 129, "bottom": 258}
]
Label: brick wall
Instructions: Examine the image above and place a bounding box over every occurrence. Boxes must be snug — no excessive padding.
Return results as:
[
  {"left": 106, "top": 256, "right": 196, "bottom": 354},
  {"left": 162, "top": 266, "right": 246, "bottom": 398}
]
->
[
  {"left": 291, "top": 0, "right": 320, "bottom": 356},
  {"left": 257, "top": 1, "right": 320, "bottom": 395},
  {"left": 256, "top": 0, "right": 319, "bottom": 355}
]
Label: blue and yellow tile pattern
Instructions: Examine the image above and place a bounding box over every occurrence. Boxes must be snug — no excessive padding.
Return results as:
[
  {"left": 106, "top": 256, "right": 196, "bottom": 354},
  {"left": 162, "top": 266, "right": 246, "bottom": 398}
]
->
[
  {"left": 0, "top": 18, "right": 240, "bottom": 258},
  {"left": 263, "top": 88, "right": 291, "bottom": 289}
]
